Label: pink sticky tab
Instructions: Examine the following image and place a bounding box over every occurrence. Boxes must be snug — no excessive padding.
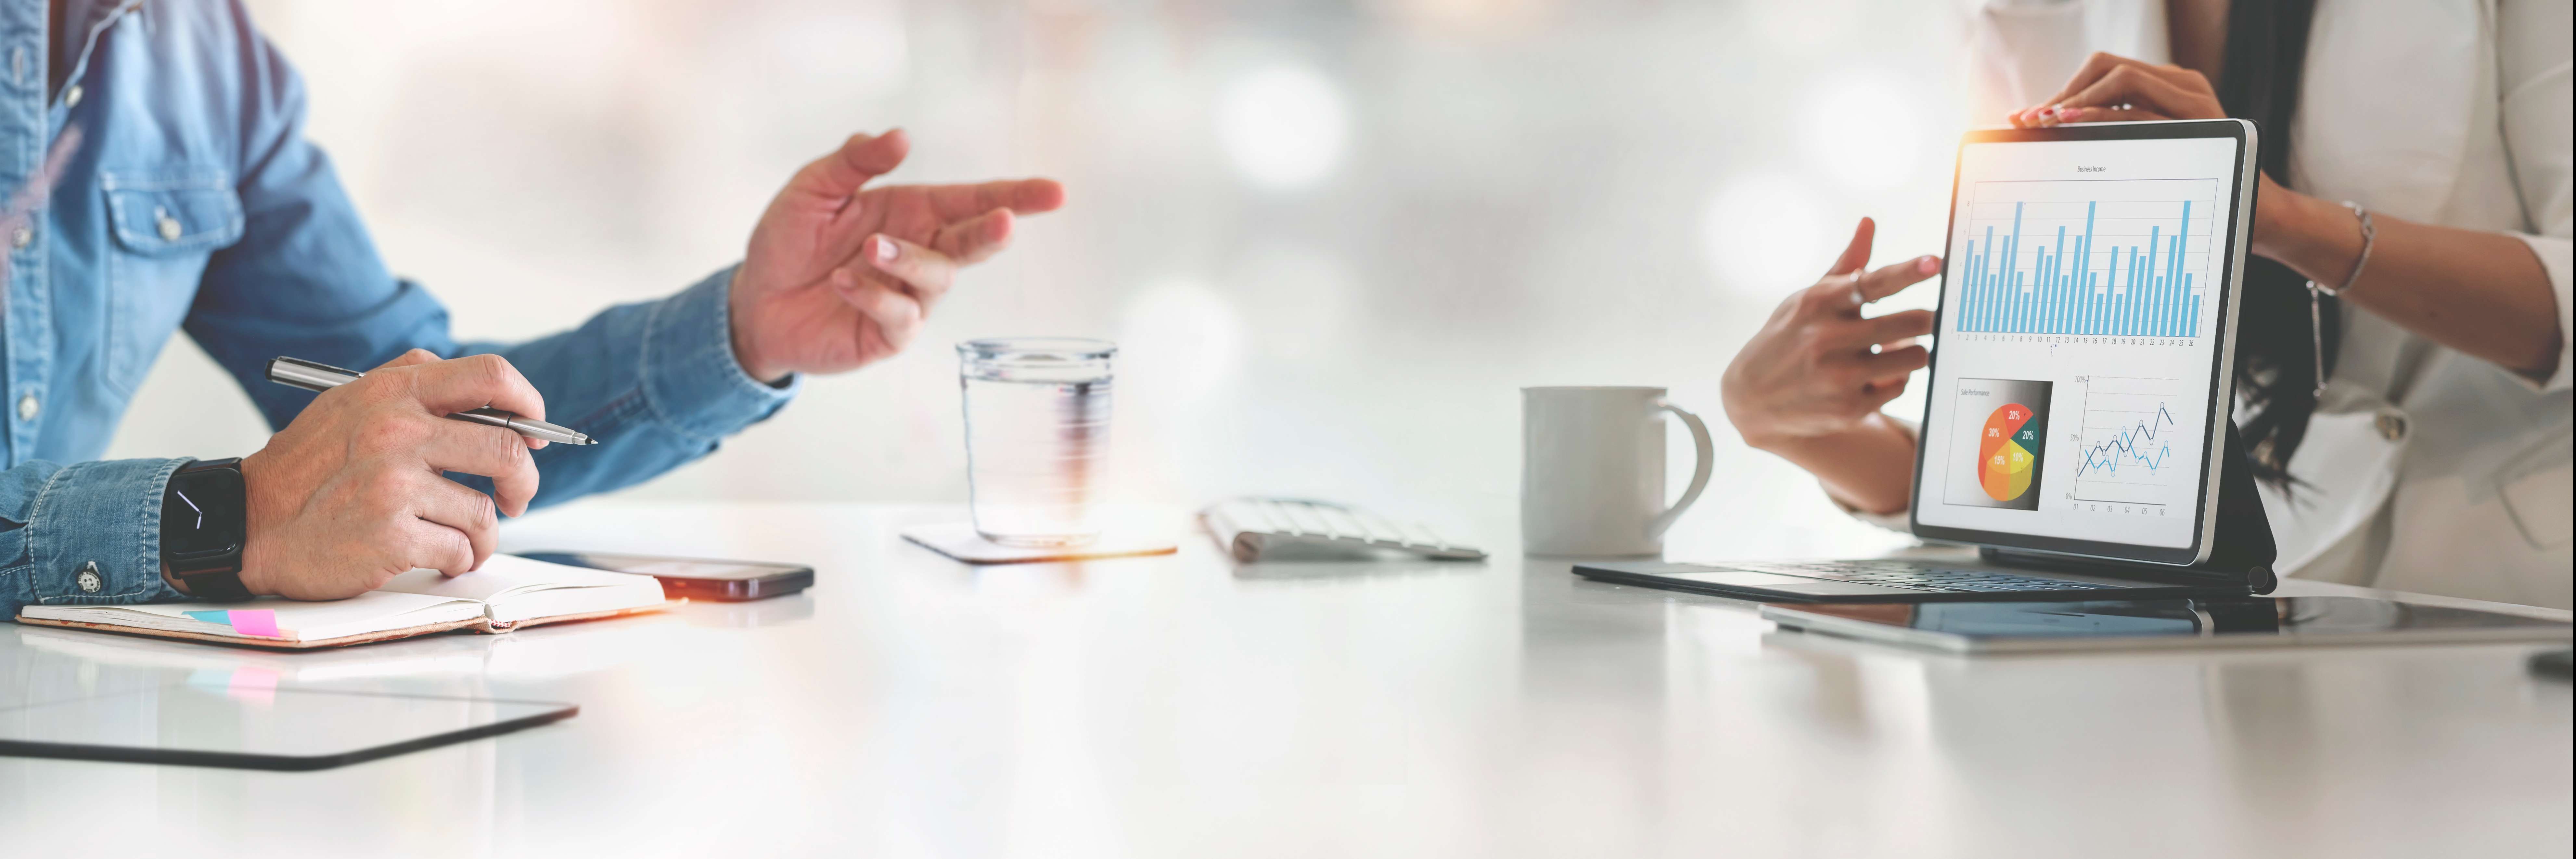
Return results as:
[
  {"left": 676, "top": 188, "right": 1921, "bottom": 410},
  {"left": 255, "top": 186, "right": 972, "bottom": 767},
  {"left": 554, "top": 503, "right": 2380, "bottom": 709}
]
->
[{"left": 228, "top": 609, "right": 281, "bottom": 638}]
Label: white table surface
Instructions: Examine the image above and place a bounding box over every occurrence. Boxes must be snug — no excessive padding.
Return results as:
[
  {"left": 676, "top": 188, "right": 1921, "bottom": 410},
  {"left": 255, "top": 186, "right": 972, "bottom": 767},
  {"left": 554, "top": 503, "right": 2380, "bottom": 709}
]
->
[{"left": 4, "top": 502, "right": 2569, "bottom": 859}]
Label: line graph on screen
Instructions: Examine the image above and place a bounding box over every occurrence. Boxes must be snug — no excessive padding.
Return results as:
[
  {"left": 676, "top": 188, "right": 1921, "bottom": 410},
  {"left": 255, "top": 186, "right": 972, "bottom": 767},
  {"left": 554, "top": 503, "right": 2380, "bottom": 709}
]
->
[{"left": 2071, "top": 376, "right": 2195, "bottom": 507}]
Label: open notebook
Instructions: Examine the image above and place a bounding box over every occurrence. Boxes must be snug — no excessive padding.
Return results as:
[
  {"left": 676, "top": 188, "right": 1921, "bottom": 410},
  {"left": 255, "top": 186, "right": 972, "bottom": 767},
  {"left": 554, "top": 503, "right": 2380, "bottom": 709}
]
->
[{"left": 16, "top": 555, "right": 668, "bottom": 650}]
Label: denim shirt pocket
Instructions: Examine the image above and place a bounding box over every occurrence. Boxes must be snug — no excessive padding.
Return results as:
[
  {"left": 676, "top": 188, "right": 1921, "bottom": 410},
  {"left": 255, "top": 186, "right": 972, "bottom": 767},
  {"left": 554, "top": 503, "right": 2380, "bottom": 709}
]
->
[{"left": 100, "top": 170, "right": 246, "bottom": 394}]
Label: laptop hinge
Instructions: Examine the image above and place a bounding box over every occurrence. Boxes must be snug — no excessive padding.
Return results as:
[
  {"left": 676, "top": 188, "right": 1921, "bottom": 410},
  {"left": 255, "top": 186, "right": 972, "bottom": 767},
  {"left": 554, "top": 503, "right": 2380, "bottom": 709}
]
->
[{"left": 1980, "top": 422, "right": 2279, "bottom": 594}]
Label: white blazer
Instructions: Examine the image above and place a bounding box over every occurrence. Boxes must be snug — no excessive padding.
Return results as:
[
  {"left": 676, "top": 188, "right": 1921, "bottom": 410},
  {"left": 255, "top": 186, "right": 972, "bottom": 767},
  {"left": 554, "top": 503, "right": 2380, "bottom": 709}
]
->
[{"left": 1960, "top": 0, "right": 2574, "bottom": 607}]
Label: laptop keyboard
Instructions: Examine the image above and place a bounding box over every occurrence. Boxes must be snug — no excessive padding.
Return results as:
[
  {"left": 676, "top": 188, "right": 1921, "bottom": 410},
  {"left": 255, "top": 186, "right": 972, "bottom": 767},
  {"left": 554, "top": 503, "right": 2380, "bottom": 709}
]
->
[{"left": 1725, "top": 560, "right": 2132, "bottom": 594}]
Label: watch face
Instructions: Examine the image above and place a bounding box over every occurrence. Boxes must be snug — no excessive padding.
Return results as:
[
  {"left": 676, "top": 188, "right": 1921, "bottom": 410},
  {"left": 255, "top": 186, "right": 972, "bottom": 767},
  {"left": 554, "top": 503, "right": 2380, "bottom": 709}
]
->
[{"left": 163, "top": 467, "right": 247, "bottom": 558}]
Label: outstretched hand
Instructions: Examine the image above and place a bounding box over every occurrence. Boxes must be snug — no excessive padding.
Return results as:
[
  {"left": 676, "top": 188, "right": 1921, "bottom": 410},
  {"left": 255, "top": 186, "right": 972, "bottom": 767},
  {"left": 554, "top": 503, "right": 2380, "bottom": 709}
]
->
[
  {"left": 729, "top": 129, "right": 1066, "bottom": 383},
  {"left": 1720, "top": 217, "right": 1939, "bottom": 450}
]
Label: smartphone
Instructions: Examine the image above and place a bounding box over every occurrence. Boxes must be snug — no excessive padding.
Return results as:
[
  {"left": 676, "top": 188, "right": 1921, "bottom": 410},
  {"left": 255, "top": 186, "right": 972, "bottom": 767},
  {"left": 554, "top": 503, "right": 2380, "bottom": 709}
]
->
[{"left": 518, "top": 551, "right": 814, "bottom": 602}]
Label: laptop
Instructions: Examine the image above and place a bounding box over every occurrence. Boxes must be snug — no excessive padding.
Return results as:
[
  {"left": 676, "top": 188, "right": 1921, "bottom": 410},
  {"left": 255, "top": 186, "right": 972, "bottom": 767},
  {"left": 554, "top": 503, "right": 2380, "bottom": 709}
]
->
[{"left": 1578, "top": 119, "right": 2275, "bottom": 603}]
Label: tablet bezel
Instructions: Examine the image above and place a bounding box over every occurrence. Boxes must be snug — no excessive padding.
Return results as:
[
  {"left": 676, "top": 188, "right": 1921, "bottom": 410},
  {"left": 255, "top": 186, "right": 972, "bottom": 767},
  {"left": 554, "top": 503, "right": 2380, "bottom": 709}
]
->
[{"left": 1907, "top": 119, "right": 2258, "bottom": 568}]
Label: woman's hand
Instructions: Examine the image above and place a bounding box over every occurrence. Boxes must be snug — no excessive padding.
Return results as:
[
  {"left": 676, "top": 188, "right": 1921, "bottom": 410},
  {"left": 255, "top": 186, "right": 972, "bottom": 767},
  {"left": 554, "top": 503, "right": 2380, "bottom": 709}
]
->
[
  {"left": 1721, "top": 218, "right": 1939, "bottom": 451},
  {"left": 2007, "top": 52, "right": 2225, "bottom": 126},
  {"left": 2007, "top": 52, "right": 2313, "bottom": 264}
]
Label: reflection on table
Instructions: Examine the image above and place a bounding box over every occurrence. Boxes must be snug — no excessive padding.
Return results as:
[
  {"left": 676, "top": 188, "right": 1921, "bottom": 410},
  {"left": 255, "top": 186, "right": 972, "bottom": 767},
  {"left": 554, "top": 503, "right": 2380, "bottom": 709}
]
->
[{"left": 2, "top": 502, "right": 2566, "bottom": 859}]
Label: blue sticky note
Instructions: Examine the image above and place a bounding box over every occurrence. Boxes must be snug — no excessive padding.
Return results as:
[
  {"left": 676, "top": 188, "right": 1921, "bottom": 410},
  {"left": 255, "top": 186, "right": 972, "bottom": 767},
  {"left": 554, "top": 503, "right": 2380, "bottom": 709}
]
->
[{"left": 183, "top": 610, "right": 231, "bottom": 625}]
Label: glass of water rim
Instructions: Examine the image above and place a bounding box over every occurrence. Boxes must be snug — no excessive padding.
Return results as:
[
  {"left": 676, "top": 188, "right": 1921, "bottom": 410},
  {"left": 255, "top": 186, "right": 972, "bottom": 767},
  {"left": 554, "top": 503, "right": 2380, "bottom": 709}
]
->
[{"left": 957, "top": 338, "right": 1116, "bottom": 547}]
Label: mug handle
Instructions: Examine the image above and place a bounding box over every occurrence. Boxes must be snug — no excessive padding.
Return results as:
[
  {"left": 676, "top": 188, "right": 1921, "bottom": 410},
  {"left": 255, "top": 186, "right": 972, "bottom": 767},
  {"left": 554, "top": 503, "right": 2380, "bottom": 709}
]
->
[{"left": 1647, "top": 398, "right": 1714, "bottom": 539}]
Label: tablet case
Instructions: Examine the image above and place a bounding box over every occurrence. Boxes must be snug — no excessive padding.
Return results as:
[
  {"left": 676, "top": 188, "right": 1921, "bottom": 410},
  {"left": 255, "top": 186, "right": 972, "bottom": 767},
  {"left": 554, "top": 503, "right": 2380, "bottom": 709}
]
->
[{"left": 1982, "top": 422, "right": 2280, "bottom": 592}]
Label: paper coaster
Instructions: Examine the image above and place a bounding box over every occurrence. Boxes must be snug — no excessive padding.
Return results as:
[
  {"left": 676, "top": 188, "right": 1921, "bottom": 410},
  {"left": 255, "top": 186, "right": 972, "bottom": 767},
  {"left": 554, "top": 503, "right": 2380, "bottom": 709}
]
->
[{"left": 901, "top": 522, "right": 1179, "bottom": 565}]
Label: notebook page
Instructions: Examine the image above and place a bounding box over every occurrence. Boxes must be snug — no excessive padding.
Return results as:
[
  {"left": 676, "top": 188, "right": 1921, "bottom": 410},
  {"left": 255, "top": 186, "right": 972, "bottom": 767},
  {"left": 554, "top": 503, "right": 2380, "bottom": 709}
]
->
[{"left": 380, "top": 555, "right": 664, "bottom": 624}]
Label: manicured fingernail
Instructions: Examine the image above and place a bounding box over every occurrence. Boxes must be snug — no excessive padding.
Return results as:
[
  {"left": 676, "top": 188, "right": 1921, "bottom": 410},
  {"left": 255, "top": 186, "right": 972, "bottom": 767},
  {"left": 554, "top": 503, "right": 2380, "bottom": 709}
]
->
[
  {"left": 1918, "top": 256, "right": 1939, "bottom": 273},
  {"left": 874, "top": 236, "right": 897, "bottom": 263}
]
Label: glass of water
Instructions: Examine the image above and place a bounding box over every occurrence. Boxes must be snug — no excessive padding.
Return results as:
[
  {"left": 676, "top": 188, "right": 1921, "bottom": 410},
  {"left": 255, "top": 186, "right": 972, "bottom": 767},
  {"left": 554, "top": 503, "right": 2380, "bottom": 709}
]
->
[{"left": 958, "top": 338, "right": 1116, "bottom": 546}]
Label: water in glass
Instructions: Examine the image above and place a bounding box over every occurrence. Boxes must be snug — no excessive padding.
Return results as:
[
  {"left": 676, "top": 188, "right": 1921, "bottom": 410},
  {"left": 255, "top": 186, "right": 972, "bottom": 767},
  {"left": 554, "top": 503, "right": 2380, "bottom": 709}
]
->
[{"left": 958, "top": 338, "right": 1115, "bottom": 546}]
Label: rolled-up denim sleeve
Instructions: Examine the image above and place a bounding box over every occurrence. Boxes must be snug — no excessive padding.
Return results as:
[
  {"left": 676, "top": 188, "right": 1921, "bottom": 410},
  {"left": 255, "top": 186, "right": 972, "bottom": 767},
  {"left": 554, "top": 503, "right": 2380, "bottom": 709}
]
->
[
  {"left": 2, "top": 459, "right": 190, "bottom": 620},
  {"left": 457, "top": 265, "right": 799, "bottom": 507}
]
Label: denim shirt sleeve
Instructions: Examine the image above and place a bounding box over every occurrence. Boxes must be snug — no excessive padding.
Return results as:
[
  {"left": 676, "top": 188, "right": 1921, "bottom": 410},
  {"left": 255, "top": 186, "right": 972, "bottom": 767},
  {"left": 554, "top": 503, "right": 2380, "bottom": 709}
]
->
[
  {"left": 4, "top": 265, "right": 790, "bottom": 621},
  {"left": 1, "top": 459, "right": 190, "bottom": 620},
  {"left": 178, "top": 22, "right": 796, "bottom": 510},
  {"left": 454, "top": 265, "right": 800, "bottom": 505}
]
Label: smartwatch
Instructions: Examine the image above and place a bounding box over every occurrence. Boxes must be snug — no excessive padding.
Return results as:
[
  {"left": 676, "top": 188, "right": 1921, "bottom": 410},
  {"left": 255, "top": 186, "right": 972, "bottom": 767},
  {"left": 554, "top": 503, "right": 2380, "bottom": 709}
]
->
[{"left": 162, "top": 458, "right": 252, "bottom": 601}]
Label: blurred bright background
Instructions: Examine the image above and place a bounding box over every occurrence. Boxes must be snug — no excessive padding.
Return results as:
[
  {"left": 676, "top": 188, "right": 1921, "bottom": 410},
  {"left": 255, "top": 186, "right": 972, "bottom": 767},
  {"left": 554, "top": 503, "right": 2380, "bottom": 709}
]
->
[{"left": 107, "top": 0, "right": 1978, "bottom": 558}]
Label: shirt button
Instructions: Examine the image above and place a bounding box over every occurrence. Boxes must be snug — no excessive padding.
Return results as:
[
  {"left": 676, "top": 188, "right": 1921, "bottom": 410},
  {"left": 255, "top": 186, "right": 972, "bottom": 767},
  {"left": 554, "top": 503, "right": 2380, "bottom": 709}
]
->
[
  {"left": 157, "top": 213, "right": 183, "bottom": 241},
  {"left": 2375, "top": 410, "right": 2409, "bottom": 441},
  {"left": 64, "top": 84, "right": 82, "bottom": 108},
  {"left": 16, "top": 393, "right": 36, "bottom": 422},
  {"left": 77, "top": 562, "right": 103, "bottom": 593},
  {"left": 10, "top": 226, "right": 29, "bottom": 249}
]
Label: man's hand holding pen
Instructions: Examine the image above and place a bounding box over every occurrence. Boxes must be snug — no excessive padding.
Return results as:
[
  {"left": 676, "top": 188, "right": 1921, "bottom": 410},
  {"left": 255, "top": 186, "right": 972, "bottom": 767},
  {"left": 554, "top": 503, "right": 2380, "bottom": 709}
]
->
[{"left": 222, "top": 351, "right": 549, "bottom": 600}]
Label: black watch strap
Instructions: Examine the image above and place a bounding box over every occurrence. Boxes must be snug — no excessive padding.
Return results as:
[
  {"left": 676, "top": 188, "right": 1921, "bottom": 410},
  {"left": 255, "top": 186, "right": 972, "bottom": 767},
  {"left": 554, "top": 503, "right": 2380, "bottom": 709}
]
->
[
  {"left": 177, "top": 567, "right": 253, "bottom": 602},
  {"left": 166, "top": 458, "right": 252, "bottom": 602}
]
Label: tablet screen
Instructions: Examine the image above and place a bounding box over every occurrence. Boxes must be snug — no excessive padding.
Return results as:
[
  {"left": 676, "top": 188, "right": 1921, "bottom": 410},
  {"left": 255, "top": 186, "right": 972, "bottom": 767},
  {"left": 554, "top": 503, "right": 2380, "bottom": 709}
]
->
[{"left": 1912, "top": 124, "right": 2250, "bottom": 561}]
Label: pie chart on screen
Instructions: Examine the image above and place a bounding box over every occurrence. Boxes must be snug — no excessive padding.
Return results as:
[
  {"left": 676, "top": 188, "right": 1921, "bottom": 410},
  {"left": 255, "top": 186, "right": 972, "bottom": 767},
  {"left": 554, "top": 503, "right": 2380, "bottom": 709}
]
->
[{"left": 1979, "top": 403, "right": 2040, "bottom": 502}]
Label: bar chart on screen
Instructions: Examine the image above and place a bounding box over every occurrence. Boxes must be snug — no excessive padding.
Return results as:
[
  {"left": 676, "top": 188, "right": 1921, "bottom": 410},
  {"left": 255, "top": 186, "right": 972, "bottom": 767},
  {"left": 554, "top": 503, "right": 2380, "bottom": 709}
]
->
[
  {"left": 1952, "top": 178, "right": 2217, "bottom": 338},
  {"left": 2070, "top": 375, "right": 2195, "bottom": 510}
]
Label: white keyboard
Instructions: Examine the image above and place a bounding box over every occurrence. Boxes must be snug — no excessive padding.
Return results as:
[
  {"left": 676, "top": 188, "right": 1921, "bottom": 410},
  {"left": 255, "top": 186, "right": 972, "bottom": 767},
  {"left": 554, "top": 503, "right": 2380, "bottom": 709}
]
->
[{"left": 1200, "top": 497, "right": 1487, "bottom": 563}]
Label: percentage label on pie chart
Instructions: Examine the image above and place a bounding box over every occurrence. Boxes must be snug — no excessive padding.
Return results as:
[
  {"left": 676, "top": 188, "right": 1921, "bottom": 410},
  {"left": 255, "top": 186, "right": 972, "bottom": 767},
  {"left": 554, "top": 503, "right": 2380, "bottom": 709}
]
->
[{"left": 1979, "top": 403, "right": 2042, "bottom": 502}]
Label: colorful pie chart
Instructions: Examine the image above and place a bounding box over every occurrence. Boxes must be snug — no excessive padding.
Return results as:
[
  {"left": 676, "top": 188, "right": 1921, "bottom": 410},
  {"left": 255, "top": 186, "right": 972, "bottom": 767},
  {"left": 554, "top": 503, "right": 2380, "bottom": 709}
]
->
[{"left": 1979, "top": 403, "right": 2039, "bottom": 502}]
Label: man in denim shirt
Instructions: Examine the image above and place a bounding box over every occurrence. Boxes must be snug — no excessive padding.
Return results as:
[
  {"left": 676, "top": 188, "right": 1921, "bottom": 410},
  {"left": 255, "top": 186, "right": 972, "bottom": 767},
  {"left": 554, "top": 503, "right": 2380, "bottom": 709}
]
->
[{"left": 3, "top": 1, "right": 1062, "bottom": 613}]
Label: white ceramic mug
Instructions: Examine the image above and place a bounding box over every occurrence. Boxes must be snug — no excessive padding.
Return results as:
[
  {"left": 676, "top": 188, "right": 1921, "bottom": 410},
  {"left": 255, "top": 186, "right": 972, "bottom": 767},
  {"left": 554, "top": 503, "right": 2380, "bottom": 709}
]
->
[{"left": 1520, "top": 386, "right": 1713, "bottom": 557}]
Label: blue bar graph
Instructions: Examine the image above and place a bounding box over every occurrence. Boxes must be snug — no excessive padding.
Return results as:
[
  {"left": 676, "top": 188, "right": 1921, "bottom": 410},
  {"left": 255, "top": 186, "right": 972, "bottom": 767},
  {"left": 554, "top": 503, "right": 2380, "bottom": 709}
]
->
[{"left": 1954, "top": 193, "right": 2207, "bottom": 337}]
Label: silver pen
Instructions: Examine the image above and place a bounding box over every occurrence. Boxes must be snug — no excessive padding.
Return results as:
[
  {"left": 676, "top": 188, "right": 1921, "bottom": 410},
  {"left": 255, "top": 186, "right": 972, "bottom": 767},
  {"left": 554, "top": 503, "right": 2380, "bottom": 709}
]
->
[{"left": 266, "top": 356, "right": 598, "bottom": 446}]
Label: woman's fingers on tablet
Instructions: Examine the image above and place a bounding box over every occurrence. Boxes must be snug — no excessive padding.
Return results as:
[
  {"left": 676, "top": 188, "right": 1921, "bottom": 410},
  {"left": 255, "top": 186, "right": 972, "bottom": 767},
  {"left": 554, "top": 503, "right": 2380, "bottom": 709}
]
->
[
  {"left": 2063, "top": 66, "right": 2185, "bottom": 115},
  {"left": 2038, "top": 52, "right": 2133, "bottom": 111},
  {"left": 2019, "top": 53, "right": 2218, "bottom": 126},
  {"left": 2047, "top": 105, "right": 2171, "bottom": 124},
  {"left": 2051, "top": 65, "right": 2222, "bottom": 125}
]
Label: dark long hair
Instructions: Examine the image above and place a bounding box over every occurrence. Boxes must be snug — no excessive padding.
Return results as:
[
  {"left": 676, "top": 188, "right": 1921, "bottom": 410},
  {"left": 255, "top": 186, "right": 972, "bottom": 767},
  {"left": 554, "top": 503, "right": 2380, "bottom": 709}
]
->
[{"left": 2216, "top": 0, "right": 2329, "bottom": 486}]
